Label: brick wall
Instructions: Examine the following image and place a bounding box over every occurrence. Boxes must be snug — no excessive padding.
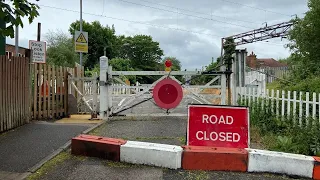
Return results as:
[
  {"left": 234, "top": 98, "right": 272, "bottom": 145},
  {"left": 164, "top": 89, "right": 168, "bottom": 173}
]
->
[
  {"left": 246, "top": 52, "right": 257, "bottom": 69},
  {"left": 5, "top": 44, "right": 29, "bottom": 59}
]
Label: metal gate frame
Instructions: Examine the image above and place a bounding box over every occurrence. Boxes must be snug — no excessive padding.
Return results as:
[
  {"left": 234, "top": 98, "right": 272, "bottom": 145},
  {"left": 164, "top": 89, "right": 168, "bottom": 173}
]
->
[{"left": 98, "top": 56, "right": 229, "bottom": 119}]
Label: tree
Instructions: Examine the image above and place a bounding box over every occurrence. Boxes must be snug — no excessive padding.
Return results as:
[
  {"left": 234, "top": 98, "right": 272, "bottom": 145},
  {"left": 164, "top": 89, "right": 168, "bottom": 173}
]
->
[
  {"left": 45, "top": 30, "right": 84, "bottom": 67},
  {"left": 118, "top": 35, "right": 164, "bottom": 84},
  {"left": 119, "top": 35, "right": 164, "bottom": 70},
  {"left": 109, "top": 57, "right": 136, "bottom": 83},
  {"left": 69, "top": 20, "right": 118, "bottom": 69},
  {"left": 0, "top": 0, "right": 40, "bottom": 38},
  {"left": 287, "top": 0, "right": 320, "bottom": 80}
]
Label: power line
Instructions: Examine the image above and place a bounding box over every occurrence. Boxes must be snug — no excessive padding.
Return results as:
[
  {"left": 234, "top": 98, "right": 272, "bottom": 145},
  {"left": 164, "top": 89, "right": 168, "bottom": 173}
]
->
[
  {"left": 38, "top": 4, "right": 287, "bottom": 47},
  {"left": 127, "top": 0, "right": 258, "bottom": 25},
  {"left": 39, "top": 4, "right": 221, "bottom": 37},
  {"left": 221, "top": 0, "right": 293, "bottom": 17},
  {"left": 114, "top": 0, "right": 254, "bottom": 29}
]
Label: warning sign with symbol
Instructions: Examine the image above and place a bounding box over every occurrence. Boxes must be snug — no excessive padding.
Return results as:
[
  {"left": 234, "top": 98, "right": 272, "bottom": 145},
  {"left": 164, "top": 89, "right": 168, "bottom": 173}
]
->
[{"left": 75, "top": 31, "right": 88, "bottom": 53}]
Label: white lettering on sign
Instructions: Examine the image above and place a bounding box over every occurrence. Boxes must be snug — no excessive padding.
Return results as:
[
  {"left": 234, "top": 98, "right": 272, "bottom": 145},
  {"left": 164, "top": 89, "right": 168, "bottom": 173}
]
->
[
  {"left": 202, "top": 114, "right": 233, "bottom": 125},
  {"left": 196, "top": 131, "right": 240, "bottom": 142},
  {"left": 29, "top": 40, "right": 46, "bottom": 63}
]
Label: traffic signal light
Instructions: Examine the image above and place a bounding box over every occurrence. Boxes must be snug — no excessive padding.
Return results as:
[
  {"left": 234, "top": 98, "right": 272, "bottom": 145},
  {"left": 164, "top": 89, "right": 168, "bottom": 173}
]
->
[{"left": 165, "top": 59, "right": 172, "bottom": 72}]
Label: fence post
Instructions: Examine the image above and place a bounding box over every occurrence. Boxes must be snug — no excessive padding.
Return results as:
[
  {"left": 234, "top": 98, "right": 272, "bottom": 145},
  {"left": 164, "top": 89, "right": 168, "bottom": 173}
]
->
[
  {"left": 108, "top": 66, "right": 113, "bottom": 115},
  {"left": 99, "top": 56, "right": 109, "bottom": 120},
  {"left": 92, "top": 72, "right": 98, "bottom": 119}
]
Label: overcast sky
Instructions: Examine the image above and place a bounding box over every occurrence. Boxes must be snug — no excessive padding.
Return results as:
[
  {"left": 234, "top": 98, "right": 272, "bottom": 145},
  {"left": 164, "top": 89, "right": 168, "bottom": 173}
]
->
[{"left": 6, "top": 0, "right": 309, "bottom": 70}]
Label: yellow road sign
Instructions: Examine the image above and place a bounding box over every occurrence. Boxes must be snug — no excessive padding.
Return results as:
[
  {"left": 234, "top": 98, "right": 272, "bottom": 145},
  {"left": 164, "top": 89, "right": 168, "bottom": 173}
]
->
[
  {"left": 75, "top": 31, "right": 88, "bottom": 53},
  {"left": 76, "top": 33, "right": 87, "bottom": 43},
  {"left": 165, "top": 67, "right": 171, "bottom": 72}
]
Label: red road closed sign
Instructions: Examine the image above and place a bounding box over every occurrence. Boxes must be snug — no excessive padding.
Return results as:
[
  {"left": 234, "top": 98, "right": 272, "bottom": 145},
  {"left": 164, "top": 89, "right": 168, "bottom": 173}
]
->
[{"left": 187, "top": 104, "right": 249, "bottom": 149}]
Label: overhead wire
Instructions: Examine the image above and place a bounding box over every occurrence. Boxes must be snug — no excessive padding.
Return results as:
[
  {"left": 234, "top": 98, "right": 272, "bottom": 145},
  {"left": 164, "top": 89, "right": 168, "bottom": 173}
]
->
[
  {"left": 115, "top": 0, "right": 254, "bottom": 29},
  {"left": 38, "top": 4, "right": 287, "bottom": 47},
  {"left": 117, "top": 0, "right": 257, "bottom": 25},
  {"left": 220, "top": 0, "right": 293, "bottom": 17}
]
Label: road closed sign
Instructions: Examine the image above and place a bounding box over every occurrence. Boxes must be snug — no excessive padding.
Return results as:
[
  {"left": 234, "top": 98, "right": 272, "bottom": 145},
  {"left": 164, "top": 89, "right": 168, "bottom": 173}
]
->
[
  {"left": 29, "top": 40, "right": 46, "bottom": 63},
  {"left": 187, "top": 104, "right": 249, "bottom": 149}
]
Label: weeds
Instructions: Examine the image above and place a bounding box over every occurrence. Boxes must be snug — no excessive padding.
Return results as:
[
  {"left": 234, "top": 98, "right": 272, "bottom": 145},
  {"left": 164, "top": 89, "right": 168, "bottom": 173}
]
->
[{"left": 240, "top": 97, "right": 320, "bottom": 156}]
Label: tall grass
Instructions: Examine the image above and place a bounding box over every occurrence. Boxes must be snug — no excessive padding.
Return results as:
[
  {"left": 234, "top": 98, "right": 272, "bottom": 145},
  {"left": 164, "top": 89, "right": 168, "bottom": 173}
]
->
[{"left": 239, "top": 97, "right": 320, "bottom": 156}]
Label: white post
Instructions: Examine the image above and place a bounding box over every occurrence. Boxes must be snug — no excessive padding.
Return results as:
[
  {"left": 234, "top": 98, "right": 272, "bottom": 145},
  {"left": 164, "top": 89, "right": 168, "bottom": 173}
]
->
[
  {"left": 92, "top": 73, "right": 98, "bottom": 117},
  {"left": 99, "top": 56, "right": 108, "bottom": 120},
  {"left": 108, "top": 66, "right": 113, "bottom": 113}
]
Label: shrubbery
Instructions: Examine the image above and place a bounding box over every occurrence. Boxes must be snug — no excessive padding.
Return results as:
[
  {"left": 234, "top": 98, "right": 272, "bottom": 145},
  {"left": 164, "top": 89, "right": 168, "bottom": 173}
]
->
[{"left": 239, "top": 98, "right": 320, "bottom": 156}]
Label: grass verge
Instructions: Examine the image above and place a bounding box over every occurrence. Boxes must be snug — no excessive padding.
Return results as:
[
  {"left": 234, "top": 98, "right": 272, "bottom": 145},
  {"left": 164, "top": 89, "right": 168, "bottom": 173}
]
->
[{"left": 26, "top": 151, "right": 71, "bottom": 180}]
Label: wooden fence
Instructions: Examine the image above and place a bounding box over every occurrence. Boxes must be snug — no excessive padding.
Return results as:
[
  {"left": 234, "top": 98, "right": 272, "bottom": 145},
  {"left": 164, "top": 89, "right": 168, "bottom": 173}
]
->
[
  {"left": 237, "top": 87, "right": 320, "bottom": 126},
  {"left": 31, "top": 63, "right": 84, "bottom": 120},
  {"left": 0, "top": 56, "right": 30, "bottom": 133}
]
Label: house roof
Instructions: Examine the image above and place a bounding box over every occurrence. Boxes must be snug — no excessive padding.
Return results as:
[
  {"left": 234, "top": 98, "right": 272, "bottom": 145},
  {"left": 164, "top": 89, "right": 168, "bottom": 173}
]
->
[
  {"left": 256, "top": 58, "right": 287, "bottom": 67},
  {"left": 6, "top": 43, "right": 29, "bottom": 50}
]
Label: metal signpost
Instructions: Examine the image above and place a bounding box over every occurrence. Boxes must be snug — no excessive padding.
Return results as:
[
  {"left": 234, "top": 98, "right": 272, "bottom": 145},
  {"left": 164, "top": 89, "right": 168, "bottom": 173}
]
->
[{"left": 75, "top": 31, "right": 88, "bottom": 53}]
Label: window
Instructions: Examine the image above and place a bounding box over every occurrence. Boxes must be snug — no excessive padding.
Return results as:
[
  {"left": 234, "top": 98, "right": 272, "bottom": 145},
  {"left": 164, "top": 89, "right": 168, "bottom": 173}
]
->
[{"left": 5, "top": 51, "right": 9, "bottom": 59}]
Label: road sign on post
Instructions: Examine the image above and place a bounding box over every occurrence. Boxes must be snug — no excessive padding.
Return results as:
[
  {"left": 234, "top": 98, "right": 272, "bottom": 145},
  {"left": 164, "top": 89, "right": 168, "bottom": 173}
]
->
[
  {"left": 153, "top": 78, "right": 183, "bottom": 109},
  {"left": 75, "top": 31, "right": 88, "bottom": 53},
  {"left": 187, "top": 104, "right": 249, "bottom": 149},
  {"left": 29, "top": 40, "right": 46, "bottom": 63}
]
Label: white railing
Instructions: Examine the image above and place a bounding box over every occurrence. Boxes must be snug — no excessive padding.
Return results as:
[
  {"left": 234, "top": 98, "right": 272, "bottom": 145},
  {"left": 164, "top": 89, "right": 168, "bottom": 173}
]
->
[{"left": 236, "top": 87, "right": 320, "bottom": 125}]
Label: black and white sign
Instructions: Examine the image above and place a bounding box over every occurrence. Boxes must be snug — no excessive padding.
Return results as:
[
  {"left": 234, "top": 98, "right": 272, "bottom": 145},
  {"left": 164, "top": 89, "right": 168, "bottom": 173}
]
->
[{"left": 29, "top": 40, "right": 46, "bottom": 63}]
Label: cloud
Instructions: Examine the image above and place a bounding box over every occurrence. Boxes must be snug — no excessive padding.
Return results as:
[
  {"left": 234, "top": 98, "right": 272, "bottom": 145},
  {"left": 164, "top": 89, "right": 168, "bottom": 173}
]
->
[
  {"left": 7, "top": 0, "right": 309, "bottom": 71},
  {"left": 148, "top": 27, "right": 220, "bottom": 70}
]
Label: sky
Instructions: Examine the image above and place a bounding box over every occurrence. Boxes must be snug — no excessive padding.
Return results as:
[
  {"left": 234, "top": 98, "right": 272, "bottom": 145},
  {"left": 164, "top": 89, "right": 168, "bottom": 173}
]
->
[{"left": 6, "top": 0, "right": 309, "bottom": 70}]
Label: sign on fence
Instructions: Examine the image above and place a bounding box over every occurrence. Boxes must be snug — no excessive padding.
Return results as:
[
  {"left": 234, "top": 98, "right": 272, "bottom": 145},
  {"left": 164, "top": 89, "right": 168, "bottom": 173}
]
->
[
  {"left": 29, "top": 40, "right": 46, "bottom": 63},
  {"left": 187, "top": 104, "right": 249, "bottom": 149},
  {"left": 75, "top": 31, "right": 88, "bottom": 53}
]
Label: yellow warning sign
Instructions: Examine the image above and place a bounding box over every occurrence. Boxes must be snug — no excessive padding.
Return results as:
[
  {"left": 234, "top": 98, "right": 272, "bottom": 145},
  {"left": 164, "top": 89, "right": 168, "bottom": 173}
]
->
[
  {"left": 75, "top": 31, "right": 88, "bottom": 53},
  {"left": 76, "top": 33, "right": 87, "bottom": 43}
]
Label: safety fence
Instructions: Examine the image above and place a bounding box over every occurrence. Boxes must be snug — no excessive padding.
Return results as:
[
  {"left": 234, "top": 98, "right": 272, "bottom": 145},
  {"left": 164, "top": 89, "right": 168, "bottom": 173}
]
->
[
  {"left": 237, "top": 87, "right": 320, "bottom": 126},
  {"left": 31, "top": 63, "right": 84, "bottom": 120},
  {"left": 0, "top": 56, "right": 30, "bottom": 133}
]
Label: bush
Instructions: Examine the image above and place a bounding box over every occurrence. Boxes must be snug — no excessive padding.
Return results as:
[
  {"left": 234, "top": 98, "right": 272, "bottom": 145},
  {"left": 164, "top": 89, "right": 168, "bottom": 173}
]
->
[{"left": 240, "top": 97, "right": 320, "bottom": 156}]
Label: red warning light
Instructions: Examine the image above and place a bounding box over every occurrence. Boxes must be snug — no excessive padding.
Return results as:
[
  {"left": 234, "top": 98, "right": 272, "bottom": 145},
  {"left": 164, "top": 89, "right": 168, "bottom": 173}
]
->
[{"left": 165, "top": 59, "right": 172, "bottom": 67}]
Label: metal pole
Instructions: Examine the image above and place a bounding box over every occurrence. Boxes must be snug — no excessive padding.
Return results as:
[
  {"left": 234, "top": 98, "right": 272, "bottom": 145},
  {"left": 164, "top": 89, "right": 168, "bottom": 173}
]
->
[
  {"left": 80, "top": 0, "right": 83, "bottom": 66},
  {"left": 15, "top": 14, "right": 19, "bottom": 56},
  {"left": 37, "top": 23, "right": 41, "bottom": 41},
  {"left": 0, "top": 19, "right": 5, "bottom": 55}
]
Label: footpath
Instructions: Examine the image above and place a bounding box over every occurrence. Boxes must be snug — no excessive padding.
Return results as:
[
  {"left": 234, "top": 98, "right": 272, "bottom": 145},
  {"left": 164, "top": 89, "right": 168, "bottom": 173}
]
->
[
  {"left": 0, "top": 115, "right": 100, "bottom": 180},
  {"left": 25, "top": 116, "right": 305, "bottom": 180}
]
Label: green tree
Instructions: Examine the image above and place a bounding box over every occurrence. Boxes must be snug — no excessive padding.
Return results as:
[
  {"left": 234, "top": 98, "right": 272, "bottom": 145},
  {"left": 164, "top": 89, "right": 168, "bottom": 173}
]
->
[
  {"left": 0, "top": 0, "right": 40, "bottom": 38},
  {"left": 109, "top": 57, "right": 136, "bottom": 83},
  {"left": 119, "top": 35, "right": 164, "bottom": 70},
  {"left": 287, "top": 0, "right": 320, "bottom": 80},
  {"left": 118, "top": 35, "right": 164, "bottom": 84},
  {"left": 69, "top": 20, "right": 118, "bottom": 69},
  {"left": 45, "top": 30, "right": 84, "bottom": 67}
]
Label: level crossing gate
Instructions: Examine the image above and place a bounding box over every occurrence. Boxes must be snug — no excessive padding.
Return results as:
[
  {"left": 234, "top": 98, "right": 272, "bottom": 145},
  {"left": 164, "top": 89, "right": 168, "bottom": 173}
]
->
[
  {"left": 98, "top": 56, "right": 229, "bottom": 119},
  {"left": 67, "top": 51, "right": 249, "bottom": 120}
]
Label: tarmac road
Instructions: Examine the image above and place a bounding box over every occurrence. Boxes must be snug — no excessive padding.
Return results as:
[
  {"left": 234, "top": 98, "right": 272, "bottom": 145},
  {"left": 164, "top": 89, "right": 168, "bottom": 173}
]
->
[{"left": 32, "top": 117, "right": 307, "bottom": 180}]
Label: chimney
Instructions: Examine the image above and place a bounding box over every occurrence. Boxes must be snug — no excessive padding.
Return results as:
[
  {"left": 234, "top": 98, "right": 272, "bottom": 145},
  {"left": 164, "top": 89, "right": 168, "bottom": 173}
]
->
[{"left": 246, "top": 51, "right": 257, "bottom": 69}]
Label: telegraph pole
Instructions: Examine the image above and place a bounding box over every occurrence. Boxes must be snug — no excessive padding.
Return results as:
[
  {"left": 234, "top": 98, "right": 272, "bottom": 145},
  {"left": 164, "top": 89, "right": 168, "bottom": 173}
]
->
[
  {"left": 79, "top": 0, "right": 83, "bottom": 66},
  {"left": 0, "top": 19, "right": 5, "bottom": 55},
  {"left": 15, "top": 14, "right": 19, "bottom": 56}
]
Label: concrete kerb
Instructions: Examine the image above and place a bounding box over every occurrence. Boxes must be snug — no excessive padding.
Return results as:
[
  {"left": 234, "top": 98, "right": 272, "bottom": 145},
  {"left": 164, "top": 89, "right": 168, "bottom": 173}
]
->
[
  {"left": 71, "top": 134, "right": 320, "bottom": 180},
  {"left": 25, "top": 120, "right": 107, "bottom": 177}
]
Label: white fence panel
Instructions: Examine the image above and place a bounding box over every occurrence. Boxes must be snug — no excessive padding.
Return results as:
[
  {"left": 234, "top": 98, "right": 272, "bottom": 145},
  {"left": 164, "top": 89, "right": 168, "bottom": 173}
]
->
[{"left": 237, "top": 87, "right": 320, "bottom": 126}]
